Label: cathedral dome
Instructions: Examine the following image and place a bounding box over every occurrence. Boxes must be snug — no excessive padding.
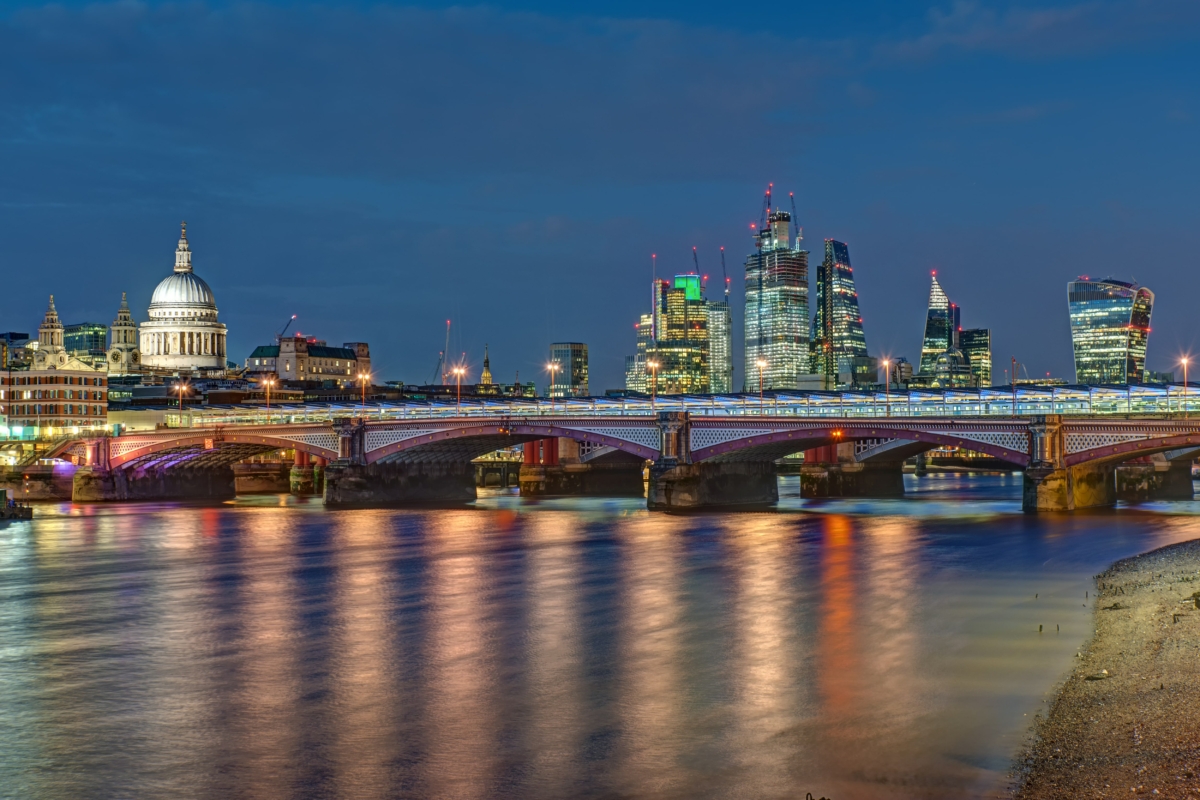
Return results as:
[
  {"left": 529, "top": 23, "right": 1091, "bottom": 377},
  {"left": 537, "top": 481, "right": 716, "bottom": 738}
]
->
[{"left": 149, "top": 271, "right": 217, "bottom": 313}]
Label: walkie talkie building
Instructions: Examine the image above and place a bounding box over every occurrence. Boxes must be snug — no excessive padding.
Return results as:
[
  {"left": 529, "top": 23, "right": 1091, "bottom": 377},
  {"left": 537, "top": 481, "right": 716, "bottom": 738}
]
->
[{"left": 1068, "top": 278, "right": 1154, "bottom": 384}]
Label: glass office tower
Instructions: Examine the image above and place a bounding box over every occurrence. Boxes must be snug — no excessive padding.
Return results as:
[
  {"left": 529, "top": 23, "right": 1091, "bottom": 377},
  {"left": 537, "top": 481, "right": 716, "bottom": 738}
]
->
[
  {"left": 959, "top": 328, "right": 992, "bottom": 387},
  {"left": 810, "top": 239, "right": 869, "bottom": 385},
  {"left": 646, "top": 274, "right": 710, "bottom": 395},
  {"left": 744, "top": 209, "right": 810, "bottom": 390},
  {"left": 549, "top": 342, "right": 589, "bottom": 398},
  {"left": 624, "top": 313, "right": 655, "bottom": 393},
  {"left": 1068, "top": 278, "right": 1154, "bottom": 384},
  {"left": 707, "top": 295, "right": 733, "bottom": 394},
  {"left": 919, "top": 273, "right": 953, "bottom": 375}
]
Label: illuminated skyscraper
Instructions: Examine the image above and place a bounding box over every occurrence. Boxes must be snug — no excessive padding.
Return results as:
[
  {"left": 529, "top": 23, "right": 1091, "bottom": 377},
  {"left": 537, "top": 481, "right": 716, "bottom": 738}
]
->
[
  {"left": 810, "top": 239, "right": 869, "bottom": 385},
  {"left": 646, "top": 274, "right": 710, "bottom": 394},
  {"left": 549, "top": 342, "right": 589, "bottom": 398},
  {"left": 919, "top": 273, "right": 953, "bottom": 375},
  {"left": 744, "top": 208, "right": 810, "bottom": 389},
  {"left": 1068, "top": 278, "right": 1154, "bottom": 384},
  {"left": 624, "top": 313, "right": 654, "bottom": 393},
  {"left": 707, "top": 287, "right": 733, "bottom": 394},
  {"left": 959, "top": 328, "right": 992, "bottom": 387}
]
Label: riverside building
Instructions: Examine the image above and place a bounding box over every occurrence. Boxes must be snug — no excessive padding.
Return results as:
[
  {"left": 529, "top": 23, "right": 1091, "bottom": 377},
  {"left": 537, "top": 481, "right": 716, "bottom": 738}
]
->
[
  {"left": 744, "top": 208, "right": 811, "bottom": 390},
  {"left": 245, "top": 335, "right": 370, "bottom": 385},
  {"left": 1, "top": 297, "right": 107, "bottom": 436},
  {"left": 1068, "top": 277, "right": 1154, "bottom": 384}
]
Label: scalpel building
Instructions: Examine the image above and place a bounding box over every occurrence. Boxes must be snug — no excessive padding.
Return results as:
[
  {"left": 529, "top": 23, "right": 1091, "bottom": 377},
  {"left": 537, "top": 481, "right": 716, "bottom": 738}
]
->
[{"left": 1067, "top": 278, "right": 1154, "bottom": 385}]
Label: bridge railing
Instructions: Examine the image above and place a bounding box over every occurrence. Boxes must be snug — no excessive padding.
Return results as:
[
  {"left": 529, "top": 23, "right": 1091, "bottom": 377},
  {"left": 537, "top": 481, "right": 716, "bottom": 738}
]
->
[{"left": 142, "top": 384, "right": 1200, "bottom": 429}]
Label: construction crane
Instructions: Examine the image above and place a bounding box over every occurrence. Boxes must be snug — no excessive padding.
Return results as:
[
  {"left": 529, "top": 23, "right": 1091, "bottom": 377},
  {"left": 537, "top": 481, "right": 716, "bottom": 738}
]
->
[
  {"left": 720, "top": 246, "right": 730, "bottom": 299},
  {"left": 433, "top": 320, "right": 451, "bottom": 385},
  {"left": 789, "top": 191, "right": 802, "bottom": 245},
  {"left": 274, "top": 314, "right": 297, "bottom": 343}
]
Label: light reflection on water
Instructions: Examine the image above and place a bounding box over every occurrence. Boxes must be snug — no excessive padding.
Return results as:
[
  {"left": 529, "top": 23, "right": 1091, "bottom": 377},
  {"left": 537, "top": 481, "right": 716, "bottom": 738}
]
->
[{"left": 1, "top": 476, "right": 1198, "bottom": 799}]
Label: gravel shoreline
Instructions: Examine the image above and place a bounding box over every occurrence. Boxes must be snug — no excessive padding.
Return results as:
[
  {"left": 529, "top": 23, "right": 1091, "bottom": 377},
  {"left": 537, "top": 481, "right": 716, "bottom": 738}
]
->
[{"left": 1012, "top": 538, "right": 1200, "bottom": 799}]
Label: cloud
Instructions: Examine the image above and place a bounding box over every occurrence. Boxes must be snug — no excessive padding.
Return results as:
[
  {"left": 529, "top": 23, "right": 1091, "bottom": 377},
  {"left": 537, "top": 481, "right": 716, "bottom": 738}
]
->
[{"left": 884, "top": 0, "right": 1200, "bottom": 61}]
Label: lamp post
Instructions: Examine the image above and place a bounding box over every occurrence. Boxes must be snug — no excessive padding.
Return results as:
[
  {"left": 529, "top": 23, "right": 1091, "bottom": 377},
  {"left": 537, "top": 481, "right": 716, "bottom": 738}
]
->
[
  {"left": 264, "top": 377, "right": 274, "bottom": 424},
  {"left": 453, "top": 366, "right": 466, "bottom": 415},
  {"left": 175, "top": 382, "right": 189, "bottom": 425},
  {"left": 755, "top": 359, "right": 767, "bottom": 413},
  {"left": 358, "top": 373, "right": 369, "bottom": 417},
  {"left": 647, "top": 360, "right": 659, "bottom": 411},
  {"left": 1182, "top": 357, "right": 1190, "bottom": 420},
  {"left": 883, "top": 359, "right": 891, "bottom": 417},
  {"left": 546, "top": 362, "right": 561, "bottom": 412}
]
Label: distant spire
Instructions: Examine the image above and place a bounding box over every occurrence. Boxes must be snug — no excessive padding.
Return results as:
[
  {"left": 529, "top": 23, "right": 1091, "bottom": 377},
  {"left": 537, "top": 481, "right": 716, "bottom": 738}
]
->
[
  {"left": 48, "top": 294, "right": 56, "bottom": 312},
  {"left": 480, "top": 344, "right": 493, "bottom": 385},
  {"left": 175, "top": 222, "right": 193, "bottom": 273},
  {"left": 120, "top": 291, "right": 129, "bottom": 309}
]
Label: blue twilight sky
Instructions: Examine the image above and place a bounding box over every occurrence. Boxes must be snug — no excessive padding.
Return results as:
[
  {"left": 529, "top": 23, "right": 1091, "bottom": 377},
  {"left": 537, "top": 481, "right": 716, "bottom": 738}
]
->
[{"left": 1, "top": 0, "right": 1198, "bottom": 389}]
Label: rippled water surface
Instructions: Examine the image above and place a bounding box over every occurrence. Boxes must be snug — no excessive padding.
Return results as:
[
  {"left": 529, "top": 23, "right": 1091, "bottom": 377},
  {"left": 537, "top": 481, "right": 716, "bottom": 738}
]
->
[{"left": 2, "top": 474, "right": 1199, "bottom": 799}]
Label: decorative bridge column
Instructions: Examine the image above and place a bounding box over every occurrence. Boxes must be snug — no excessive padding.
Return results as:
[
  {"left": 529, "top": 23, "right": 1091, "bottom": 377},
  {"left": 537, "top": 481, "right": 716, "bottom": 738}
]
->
[
  {"left": 1023, "top": 415, "right": 1116, "bottom": 512},
  {"left": 648, "top": 412, "right": 778, "bottom": 511}
]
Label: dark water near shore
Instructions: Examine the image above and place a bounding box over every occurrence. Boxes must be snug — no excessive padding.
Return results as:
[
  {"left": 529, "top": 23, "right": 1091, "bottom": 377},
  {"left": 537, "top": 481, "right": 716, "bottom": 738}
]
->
[{"left": 2, "top": 474, "right": 1199, "bottom": 800}]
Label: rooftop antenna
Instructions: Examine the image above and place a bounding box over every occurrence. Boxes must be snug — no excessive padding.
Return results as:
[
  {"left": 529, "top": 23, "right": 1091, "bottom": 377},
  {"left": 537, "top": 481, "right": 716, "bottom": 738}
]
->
[
  {"left": 760, "top": 184, "right": 772, "bottom": 230},
  {"left": 720, "top": 246, "right": 729, "bottom": 298},
  {"left": 651, "top": 253, "right": 658, "bottom": 341}
]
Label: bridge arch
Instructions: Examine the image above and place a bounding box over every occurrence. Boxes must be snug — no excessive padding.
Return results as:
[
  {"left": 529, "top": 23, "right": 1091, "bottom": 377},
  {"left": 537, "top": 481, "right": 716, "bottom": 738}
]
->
[
  {"left": 690, "top": 424, "right": 1030, "bottom": 467},
  {"left": 109, "top": 432, "right": 338, "bottom": 469},
  {"left": 1066, "top": 433, "right": 1200, "bottom": 468},
  {"left": 367, "top": 422, "right": 659, "bottom": 464}
]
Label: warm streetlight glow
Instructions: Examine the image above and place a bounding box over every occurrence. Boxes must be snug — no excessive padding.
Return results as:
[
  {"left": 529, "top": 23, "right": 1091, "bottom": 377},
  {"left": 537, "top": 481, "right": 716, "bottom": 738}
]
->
[
  {"left": 882, "top": 359, "right": 891, "bottom": 417},
  {"left": 647, "top": 360, "right": 660, "bottom": 410},
  {"left": 1182, "top": 357, "right": 1191, "bottom": 420},
  {"left": 358, "top": 372, "right": 370, "bottom": 416},
  {"left": 452, "top": 366, "right": 466, "bottom": 415},
  {"left": 263, "top": 377, "right": 275, "bottom": 424}
]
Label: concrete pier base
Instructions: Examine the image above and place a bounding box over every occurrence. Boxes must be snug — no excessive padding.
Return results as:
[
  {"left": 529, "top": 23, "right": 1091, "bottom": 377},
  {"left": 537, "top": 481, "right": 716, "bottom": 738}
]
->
[
  {"left": 323, "top": 461, "right": 476, "bottom": 507},
  {"left": 1, "top": 465, "right": 76, "bottom": 501},
  {"left": 647, "top": 461, "right": 777, "bottom": 511},
  {"left": 519, "top": 462, "right": 645, "bottom": 497},
  {"left": 1023, "top": 462, "right": 1115, "bottom": 512},
  {"left": 799, "top": 462, "right": 905, "bottom": 498},
  {"left": 233, "top": 463, "right": 290, "bottom": 494},
  {"left": 1116, "top": 460, "right": 1195, "bottom": 502},
  {"left": 73, "top": 466, "right": 236, "bottom": 502},
  {"left": 289, "top": 465, "right": 315, "bottom": 495}
]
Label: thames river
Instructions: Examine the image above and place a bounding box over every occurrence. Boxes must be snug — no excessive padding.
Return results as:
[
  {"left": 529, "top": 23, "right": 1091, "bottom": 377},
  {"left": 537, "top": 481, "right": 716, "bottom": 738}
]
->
[{"left": 2, "top": 474, "right": 1198, "bottom": 799}]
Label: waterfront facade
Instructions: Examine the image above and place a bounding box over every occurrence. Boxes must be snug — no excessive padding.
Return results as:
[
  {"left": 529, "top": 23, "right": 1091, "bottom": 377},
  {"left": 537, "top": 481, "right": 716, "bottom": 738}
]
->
[
  {"left": 549, "top": 342, "right": 589, "bottom": 398},
  {"left": 1068, "top": 278, "right": 1154, "bottom": 385},
  {"left": 744, "top": 209, "right": 810, "bottom": 390},
  {"left": 810, "top": 239, "right": 870, "bottom": 387},
  {"left": 139, "top": 224, "right": 229, "bottom": 373}
]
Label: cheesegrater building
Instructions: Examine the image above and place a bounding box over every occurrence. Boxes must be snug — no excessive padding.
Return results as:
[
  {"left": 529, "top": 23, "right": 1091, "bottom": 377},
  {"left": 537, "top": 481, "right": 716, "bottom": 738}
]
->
[
  {"left": 1067, "top": 278, "right": 1154, "bottom": 384},
  {"left": 744, "top": 209, "right": 810, "bottom": 390}
]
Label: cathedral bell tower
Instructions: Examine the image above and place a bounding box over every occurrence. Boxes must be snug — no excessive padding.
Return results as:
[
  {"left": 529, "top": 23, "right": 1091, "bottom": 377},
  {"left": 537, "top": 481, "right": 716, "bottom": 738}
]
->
[
  {"left": 32, "top": 295, "right": 68, "bottom": 369},
  {"left": 107, "top": 292, "right": 142, "bottom": 375}
]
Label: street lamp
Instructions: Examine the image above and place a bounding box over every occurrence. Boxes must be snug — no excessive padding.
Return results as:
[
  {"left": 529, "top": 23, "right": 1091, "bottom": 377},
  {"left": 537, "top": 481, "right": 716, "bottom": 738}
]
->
[
  {"left": 546, "top": 362, "right": 561, "bottom": 412},
  {"left": 1182, "top": 357, "right": 1190, "bottom": 420},
  {"left": 175, "top": 382, "right": 190, "bottom": 423},
  {"left": 452, "top": 366, "right": 466, "bottom": 415},
  {"left": 358, "top": 372, "right": 369, "bottom": 417},
  {"left": 882, "top": 359, "right": 891, "bottom": 417},
  {"left": 647, "top": 360, "right": 659, "bottom": 411},
  {"left": 755, "top": 359, "right": 767, "bottom": 412},
  {"left": 264, "top": 377, "right": 275, "bottom": 424}
]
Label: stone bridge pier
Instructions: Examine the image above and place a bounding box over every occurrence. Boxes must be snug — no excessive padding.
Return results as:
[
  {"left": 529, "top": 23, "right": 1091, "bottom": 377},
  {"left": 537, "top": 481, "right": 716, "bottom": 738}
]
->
[
  {"left": 323, "top": 419, "right": 477, "bottom": 507},
  {"left": 518, "top": 438, "right": 645, "bottom": 497},
  {"left": 798, "top": 441, "right": 907, "bottom": 499},
  {"left": 1023, "top": 416, "right": 1115, "bottom": 512},
  {"left": 648, "top": 413, "right": 779, "bottom": 511}
]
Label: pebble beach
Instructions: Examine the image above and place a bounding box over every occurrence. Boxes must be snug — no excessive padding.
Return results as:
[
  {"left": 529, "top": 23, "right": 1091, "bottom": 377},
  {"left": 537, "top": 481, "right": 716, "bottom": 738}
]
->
[{"left": 1013, "top": 538, "right": 1200, "bottom": 799}]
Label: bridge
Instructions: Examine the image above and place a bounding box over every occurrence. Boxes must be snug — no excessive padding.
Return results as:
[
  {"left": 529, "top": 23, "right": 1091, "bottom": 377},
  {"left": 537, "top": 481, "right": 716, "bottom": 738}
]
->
[{"left": 11, "top": 410, "right": 1198, "bottom": 512}]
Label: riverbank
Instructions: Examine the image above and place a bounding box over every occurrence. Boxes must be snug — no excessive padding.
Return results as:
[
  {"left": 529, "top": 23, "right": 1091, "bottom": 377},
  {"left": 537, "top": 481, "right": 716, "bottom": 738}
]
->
[{"left": 1013, "top": 538, "right": 1200, "bottom": 799}]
